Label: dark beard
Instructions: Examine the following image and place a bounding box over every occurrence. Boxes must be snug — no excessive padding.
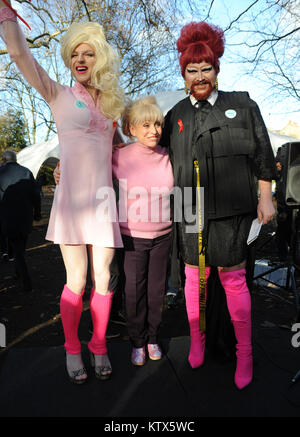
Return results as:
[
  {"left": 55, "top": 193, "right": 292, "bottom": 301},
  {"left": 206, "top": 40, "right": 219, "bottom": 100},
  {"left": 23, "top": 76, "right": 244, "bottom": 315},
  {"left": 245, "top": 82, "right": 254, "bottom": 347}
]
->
[{"left": 190, "top": 80, "right": 213, "bottom": 101}]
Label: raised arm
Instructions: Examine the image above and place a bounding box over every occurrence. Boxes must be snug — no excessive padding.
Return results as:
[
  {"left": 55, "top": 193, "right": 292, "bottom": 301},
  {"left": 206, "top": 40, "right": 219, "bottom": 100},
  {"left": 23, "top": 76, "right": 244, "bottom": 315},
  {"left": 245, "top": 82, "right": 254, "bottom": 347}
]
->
[{"left": 0, "top": 1, "right": 63, "bottom": 103}]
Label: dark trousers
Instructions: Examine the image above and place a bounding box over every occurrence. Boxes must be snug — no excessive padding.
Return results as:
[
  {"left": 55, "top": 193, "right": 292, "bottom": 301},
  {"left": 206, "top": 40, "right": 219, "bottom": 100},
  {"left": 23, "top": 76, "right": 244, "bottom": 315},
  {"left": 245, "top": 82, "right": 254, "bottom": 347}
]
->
[
  {"left": 122, "top": 232, "right": 171, "bottom": 348},
  {"left": 9, "top": 234, "right": 32, "bottom": 292},
  {"left": 0, "top": 230, "right": 13, "bottom": 258},
  {"left": 0, "top": 230, "right": 6, "bottom": 254}
]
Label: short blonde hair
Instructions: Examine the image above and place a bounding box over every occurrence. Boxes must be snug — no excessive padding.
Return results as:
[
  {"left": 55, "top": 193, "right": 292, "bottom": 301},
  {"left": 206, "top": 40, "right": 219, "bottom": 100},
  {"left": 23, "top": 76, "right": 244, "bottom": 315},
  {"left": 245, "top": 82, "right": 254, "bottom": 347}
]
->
[
  {"left": 121, "top": 96, "right": 164, "bottom": 138},
  {"left": 60, "top": 22, "right": 124, "bottom": 121}
]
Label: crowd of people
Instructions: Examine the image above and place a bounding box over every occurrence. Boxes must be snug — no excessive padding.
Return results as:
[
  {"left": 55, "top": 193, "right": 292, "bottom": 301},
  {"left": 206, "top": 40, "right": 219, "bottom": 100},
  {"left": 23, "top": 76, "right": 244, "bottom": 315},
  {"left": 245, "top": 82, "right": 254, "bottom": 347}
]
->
[{"left": 0, "top": 0, "right": 277, "bottom": 390}]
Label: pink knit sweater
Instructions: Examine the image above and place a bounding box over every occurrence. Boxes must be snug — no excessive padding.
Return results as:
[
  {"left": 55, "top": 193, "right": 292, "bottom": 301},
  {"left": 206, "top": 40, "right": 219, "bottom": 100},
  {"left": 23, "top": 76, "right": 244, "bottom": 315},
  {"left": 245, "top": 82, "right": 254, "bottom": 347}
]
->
[{"left": 112, "top": 142, "right": 174, "bottom": 239}]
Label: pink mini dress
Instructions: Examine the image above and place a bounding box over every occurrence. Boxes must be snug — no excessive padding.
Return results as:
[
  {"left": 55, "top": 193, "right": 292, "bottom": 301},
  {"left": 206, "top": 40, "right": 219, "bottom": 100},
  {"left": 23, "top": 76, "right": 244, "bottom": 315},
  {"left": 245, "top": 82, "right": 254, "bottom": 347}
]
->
[
  {"left": 0, "top": 17, "right": 123, "bottom": 247},
  {"left": 46, "top": 83, "right": 123, "bottom": 246}
]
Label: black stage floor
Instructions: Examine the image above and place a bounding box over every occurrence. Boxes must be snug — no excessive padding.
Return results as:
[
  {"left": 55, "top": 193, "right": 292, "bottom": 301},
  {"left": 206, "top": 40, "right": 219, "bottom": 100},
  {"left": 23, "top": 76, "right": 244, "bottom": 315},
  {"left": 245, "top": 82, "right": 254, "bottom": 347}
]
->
[{"left": 0, "top": 325, "right": 299, "bottom": 417}]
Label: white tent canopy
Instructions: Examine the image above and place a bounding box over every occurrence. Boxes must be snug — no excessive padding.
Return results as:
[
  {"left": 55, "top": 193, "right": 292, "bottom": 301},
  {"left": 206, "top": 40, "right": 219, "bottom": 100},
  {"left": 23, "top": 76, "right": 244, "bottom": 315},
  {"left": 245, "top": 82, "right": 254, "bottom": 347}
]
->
[
  {"left": 17, "top": 90, "right": 298, "bottom": 177},
  {"left": 17, "top": 133, "right": 60, "bottom": 178},
  {"left": 267, "top": 130, "right": 298, "bottom": 155}
]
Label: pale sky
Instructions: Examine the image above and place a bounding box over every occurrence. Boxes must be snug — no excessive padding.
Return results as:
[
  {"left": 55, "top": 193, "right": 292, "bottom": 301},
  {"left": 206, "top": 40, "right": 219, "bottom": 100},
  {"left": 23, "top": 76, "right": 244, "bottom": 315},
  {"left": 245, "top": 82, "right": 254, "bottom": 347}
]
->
[
  {"left": 9, "top": 0, "right": 300, "bottom": 133},
  {"left": 187, "top": 0, "right": 300, "bottom": 131}
]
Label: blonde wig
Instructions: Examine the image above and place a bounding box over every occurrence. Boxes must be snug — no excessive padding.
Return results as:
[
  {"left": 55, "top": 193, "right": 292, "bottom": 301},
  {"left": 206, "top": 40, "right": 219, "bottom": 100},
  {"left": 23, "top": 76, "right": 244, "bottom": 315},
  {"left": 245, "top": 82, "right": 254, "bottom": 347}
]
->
[
  {"left": 60, "top": 22, "right": 124, "bottom": 121},
  {"left": 121, "top": 96, "right": 164, "bottom": 139}
]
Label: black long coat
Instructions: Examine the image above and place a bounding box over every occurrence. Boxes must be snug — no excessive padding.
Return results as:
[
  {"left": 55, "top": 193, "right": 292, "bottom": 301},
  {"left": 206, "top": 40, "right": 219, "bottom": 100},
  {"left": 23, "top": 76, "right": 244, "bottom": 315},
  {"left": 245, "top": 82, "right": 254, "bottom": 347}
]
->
[
  {"left": 161, "top": 91, "right": 276, "bottom": 219},
  {"left": 161, "top": 91, "right": 277, "bottom": 278},
  {"left": 0, "top": 162, "right": 41, "bottom": 238}
]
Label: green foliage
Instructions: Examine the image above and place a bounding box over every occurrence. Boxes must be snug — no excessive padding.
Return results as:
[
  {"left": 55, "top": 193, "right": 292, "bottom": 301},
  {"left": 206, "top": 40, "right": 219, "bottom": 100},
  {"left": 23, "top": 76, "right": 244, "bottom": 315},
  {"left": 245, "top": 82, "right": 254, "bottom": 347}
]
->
[{"left": 0, "top": 109, "right": 27, "bottom": 155}]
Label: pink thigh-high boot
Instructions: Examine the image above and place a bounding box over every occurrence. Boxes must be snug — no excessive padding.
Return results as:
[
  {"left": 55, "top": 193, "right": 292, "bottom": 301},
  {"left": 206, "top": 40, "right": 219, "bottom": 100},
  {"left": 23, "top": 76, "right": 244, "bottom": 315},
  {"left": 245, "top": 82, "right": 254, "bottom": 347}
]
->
[
  {"left": 88, "top": 289, "right": 113, "bottom": 355},
  {"left": 184, "top": 265, "right": 211, "bottom": 368},
  {"left": 60, "top": 284, "right": 84, "bottom": 354},
  {"left": 218, "top": 268, "right": 252, "bottom": 389}
]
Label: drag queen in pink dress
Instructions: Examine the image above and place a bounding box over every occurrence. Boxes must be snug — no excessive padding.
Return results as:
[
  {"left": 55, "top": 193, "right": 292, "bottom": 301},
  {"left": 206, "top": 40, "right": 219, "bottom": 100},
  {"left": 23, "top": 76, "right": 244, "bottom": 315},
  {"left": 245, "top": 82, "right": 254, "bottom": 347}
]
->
[{"left": 0, "top": 1, "right": 124, "bottom": 383}]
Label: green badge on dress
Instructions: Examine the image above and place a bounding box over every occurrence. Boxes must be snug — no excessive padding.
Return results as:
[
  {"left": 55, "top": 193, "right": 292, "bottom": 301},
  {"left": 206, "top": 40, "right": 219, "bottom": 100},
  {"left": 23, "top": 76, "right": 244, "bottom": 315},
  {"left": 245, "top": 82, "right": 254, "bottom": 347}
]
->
[{"left": 75, "top": 100, "right": 86, "bottom": 109}]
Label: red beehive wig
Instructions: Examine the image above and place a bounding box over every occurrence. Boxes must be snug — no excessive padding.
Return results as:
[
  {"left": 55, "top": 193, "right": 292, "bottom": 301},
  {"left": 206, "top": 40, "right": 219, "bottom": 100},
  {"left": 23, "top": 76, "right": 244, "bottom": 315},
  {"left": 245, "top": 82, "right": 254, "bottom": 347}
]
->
[{"left": 177, "top": 22, "right": 225, "bottom": 77}]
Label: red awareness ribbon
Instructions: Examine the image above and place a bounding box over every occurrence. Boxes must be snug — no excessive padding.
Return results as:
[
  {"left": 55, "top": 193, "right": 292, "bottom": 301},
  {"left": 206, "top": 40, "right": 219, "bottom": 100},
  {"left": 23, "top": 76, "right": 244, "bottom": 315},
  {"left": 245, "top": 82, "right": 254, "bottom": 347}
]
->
[
  {"left": 177, "top": 119, "right": 183, "bottom": 133},
  {"left": 3, "top": 0, "right": 31, "bottom": 30}
]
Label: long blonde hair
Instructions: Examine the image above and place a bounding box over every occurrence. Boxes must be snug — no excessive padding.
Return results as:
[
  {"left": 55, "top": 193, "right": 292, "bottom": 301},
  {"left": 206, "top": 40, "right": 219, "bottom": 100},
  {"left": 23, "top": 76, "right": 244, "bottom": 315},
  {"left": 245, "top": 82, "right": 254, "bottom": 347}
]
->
[
  {"left": 121, "top": 96, "right": 164, "bottom": 139},
  {"left": 60, "top": 22, "right": 124, "bottom": 121}
]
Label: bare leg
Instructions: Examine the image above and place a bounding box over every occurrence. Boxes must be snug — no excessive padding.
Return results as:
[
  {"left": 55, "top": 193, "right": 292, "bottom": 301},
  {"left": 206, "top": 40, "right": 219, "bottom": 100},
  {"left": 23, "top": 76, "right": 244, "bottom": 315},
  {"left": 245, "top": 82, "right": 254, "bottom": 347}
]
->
[
  {"left": 60, "top": 244, "right": 88, "bottom": 294},
  {"left": 88, "top": 245, "right": 115, "bottom": 294},
  {"left": 88, "top": 246, "right": 115, "bottom": 378},
  {"left": 59, "top": 244, "right": 88, "bottom": 383}
]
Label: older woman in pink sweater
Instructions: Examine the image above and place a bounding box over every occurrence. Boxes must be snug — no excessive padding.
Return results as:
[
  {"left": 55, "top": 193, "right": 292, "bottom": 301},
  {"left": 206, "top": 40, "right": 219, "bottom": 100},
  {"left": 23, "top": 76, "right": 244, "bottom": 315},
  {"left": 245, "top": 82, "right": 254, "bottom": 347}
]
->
[{"left": 113, "top": 97, "right": 174, "bottom": 366}]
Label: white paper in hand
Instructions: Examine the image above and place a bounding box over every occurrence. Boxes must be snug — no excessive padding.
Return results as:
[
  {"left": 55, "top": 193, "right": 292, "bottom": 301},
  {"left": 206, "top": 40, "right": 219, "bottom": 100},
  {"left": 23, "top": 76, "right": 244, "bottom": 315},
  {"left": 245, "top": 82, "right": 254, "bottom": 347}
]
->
[{"left": 247, "top": 218, "right": 262, "bottom": 245}]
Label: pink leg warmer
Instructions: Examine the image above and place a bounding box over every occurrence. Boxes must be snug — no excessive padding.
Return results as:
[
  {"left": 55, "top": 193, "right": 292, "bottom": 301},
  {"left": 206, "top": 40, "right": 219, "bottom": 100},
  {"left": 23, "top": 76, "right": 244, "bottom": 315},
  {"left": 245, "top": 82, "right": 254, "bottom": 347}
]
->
[
  {"left": 60, "top": 284, "right": 84, "bottom": 354},
  {"left": 218, "top": 268, "right": 252, "bottom": 389},
  {"left": 88, "top": 290, "right": 113, "bottom": 355},
  {"left": 184, "top": 265, "right": 211, "bottom": 368}
]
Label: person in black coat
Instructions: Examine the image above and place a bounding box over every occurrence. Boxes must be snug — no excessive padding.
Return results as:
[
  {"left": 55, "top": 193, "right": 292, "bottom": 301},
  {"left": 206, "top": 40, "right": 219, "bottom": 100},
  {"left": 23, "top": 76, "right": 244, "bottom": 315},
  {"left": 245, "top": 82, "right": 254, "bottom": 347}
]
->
[
  {"left": 0, "top": 150, "right": 41, "bottom": 292},
  {"left": 0, "top": 160, "right": 11, "bottom": 261},
  {"left": 160, "top": 22, "right": 277, "bottom": 389}
]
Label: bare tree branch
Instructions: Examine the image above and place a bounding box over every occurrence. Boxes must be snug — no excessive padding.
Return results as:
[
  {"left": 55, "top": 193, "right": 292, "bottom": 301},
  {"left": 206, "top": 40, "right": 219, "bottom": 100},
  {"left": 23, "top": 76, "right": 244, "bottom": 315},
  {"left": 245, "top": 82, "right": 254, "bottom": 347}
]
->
[{"left": 224, "top": 0, "right": 259, "bottom": 32}]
